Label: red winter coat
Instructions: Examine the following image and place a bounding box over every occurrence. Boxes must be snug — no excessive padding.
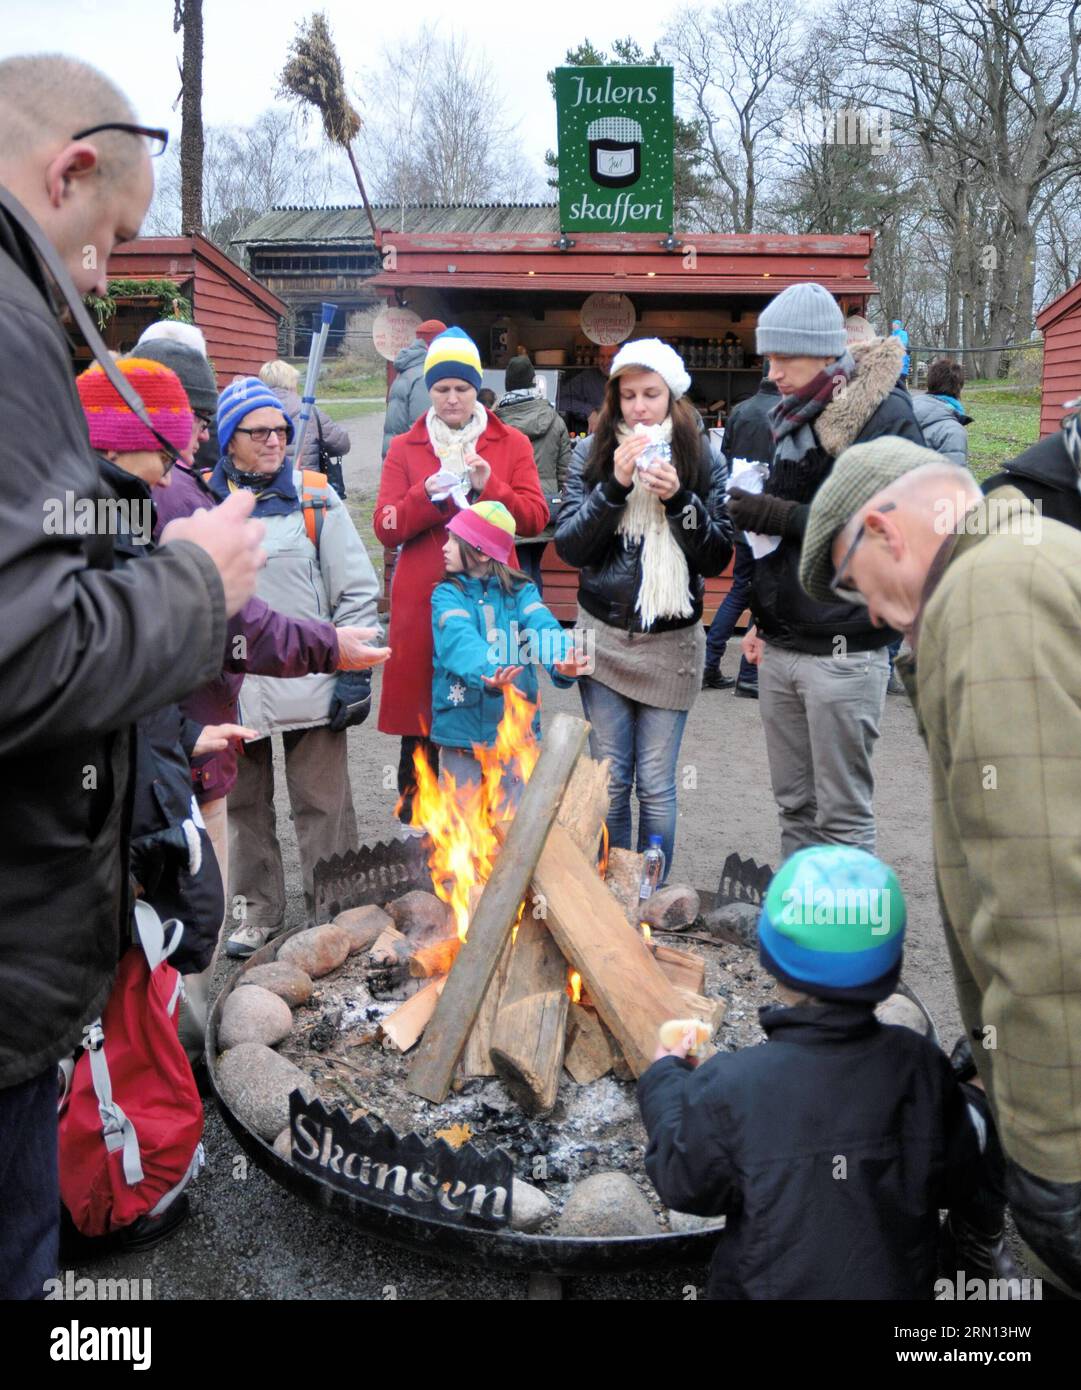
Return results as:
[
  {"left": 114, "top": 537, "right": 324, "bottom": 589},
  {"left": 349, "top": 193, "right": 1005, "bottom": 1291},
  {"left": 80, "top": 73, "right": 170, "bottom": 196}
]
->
[{"left": 375, "top": 411, "right": 549, "bottom": 737}]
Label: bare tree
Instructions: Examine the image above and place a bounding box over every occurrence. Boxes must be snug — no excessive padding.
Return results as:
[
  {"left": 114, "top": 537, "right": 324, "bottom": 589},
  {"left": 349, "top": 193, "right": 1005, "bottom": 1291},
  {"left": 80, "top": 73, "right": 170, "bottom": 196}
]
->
[
  {"left": 835, "top": 0, "right": 1081, "bottom": 374},
  {"left": 145, "top": 107, "right": 351, "bottom": 249},
  {"left": 662, "top": 0, "right": 803, "bottom": 232},
  {"left": 173, "top": 0, "right": 204, "bottom": 235},
  {"left": 358, "top": 26, "right": 541, "bottom": 212}
]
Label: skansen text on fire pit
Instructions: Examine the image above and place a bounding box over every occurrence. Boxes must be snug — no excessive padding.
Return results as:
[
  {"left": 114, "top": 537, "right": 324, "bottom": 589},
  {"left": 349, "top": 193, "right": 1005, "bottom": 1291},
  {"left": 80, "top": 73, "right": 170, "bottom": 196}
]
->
[{"left": 288, "top": 1094, "right": 514, "bottom": 1229}]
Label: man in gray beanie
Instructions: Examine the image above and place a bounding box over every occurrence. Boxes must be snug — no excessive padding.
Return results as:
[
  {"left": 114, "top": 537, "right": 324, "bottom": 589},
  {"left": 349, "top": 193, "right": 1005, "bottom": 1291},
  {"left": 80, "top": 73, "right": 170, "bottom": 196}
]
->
[
  {"left": 800, "top": 438, "right": 1081, "bottom": 1299},
  {"left": 725, "top": 282, "right": 923, "bottom": 859}
]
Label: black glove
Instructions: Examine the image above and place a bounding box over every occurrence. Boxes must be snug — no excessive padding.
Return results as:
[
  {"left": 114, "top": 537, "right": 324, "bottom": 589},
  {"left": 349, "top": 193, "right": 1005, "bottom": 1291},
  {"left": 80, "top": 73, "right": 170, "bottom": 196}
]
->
[
  {"left": 727, "top": 487, "right": 797, "bottom": 536},
  {"left": 327, "top": 670, "right": 372, "bottom": 733}
]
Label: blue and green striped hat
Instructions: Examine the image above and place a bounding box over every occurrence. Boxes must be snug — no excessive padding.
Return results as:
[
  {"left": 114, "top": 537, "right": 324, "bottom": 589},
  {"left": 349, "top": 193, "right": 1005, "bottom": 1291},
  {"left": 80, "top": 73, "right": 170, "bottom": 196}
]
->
[{"left": 758, "top": 846, "right": 905, "bottom": 1002}]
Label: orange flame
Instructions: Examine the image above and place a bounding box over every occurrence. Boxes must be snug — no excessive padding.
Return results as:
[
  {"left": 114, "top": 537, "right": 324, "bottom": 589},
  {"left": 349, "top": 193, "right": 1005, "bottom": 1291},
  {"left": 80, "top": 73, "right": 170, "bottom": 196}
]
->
[
  {"left": 568, "top": 969, "right": 582, "bottom": 1004},
  {"left": 404, "top": 687, "right": 541, "bottom": 941},
  {"left": 641, "top": 923, "right": 652, "bottom": 944}
]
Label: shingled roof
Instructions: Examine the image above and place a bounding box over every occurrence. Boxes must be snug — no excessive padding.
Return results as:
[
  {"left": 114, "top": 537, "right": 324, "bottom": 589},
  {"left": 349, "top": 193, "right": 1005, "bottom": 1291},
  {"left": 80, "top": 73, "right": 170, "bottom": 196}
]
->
[{"left": 236, "top": 203, "right": 560, "bottom": 246}]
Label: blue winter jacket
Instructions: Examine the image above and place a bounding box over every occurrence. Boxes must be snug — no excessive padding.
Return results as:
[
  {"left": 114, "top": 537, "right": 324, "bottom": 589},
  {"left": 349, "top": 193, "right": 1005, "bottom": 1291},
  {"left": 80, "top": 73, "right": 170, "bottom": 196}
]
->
[{"left": 430, "top": 575, "right": 576, "bottom": 749}]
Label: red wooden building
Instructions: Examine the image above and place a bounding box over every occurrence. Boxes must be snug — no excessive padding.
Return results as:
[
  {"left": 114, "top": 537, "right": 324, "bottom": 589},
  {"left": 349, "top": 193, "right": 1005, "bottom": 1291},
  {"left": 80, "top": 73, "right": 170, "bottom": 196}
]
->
[
  {"left": 99, "top": 233, "right": 286, "bottom": 385},
  {"left": 369, "top": 219, "right": 880, "bottom": 620},
  {"left": 1036, "top": 278, "right": 1081, "bottom": 438}
]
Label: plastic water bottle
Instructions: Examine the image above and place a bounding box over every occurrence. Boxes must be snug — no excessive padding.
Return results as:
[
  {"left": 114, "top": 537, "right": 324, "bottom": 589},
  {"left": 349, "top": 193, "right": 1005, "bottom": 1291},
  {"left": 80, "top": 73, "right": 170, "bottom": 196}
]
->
[{"left": 638, "top": 836, "right": 666, "bottom": 902}]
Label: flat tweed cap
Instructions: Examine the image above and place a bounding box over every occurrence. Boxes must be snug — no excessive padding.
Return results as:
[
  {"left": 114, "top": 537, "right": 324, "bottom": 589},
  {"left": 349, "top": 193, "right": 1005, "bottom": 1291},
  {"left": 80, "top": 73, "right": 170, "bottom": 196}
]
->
[{"left": 800, "top": 437, "right": 952, "bottom": 603}]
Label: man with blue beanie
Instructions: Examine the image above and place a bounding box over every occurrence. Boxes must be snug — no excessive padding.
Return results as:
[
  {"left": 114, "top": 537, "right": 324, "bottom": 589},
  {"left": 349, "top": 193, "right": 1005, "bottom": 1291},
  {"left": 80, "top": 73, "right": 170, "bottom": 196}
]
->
[{"left": 639, "top": 845, "right": 989, "bottom": 1300}]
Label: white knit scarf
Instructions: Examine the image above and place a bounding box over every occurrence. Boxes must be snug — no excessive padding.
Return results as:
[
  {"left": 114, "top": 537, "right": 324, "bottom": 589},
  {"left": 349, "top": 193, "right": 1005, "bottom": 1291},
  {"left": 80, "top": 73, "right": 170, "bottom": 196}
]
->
[
  {"left": 425, "top": 404, "right": 488, "bottom": 477},
  {"left": 614, "top": 418, "right": 694, "bottom": 629}
]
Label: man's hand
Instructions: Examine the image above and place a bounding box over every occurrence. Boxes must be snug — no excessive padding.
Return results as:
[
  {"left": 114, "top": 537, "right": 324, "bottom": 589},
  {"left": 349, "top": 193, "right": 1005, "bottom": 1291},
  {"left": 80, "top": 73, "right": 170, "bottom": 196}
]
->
[
  {"left": 336, "top": 626, "right": 391, "bottom": 670},
  {"left": 727, "top": 488, "right": 796, "bottom": 537},
  {"left": 160, "top": 490, "right": 266, "bottom": 618},
  {"left": 742, "top": 625, "right": 764, "bottom": 666},
  {"left": 464, "top": 448, "right": 491, "bottom": 495},
  {"left": 192, "top": 722, "right": 258, "bottom": 756},
  {"left": 326, "top": 671, "right": 372, "bottom": 733}
]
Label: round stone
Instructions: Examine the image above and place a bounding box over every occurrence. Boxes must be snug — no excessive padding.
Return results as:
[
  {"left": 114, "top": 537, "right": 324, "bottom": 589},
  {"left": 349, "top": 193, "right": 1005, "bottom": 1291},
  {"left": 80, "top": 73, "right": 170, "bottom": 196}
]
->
[
  {"left": 219, "top": 985, "right": 293, "bottom": 1049},
  {"left": 277, "top": 924, "right": 351, "bottom": 978},
  {"left": 238, "top": 961, "right": 313, "bottom": 1008}
]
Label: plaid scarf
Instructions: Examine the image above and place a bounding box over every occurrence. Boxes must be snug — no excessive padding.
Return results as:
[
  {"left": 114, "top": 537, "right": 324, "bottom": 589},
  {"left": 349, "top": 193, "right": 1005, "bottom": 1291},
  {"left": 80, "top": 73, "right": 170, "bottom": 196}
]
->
[{"left": 770, "top": 351, "right": 855, "bottom": 441}]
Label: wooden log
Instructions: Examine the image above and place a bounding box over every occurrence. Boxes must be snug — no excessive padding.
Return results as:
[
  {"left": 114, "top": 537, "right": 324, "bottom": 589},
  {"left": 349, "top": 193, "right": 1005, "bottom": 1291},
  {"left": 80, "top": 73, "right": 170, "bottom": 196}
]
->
[
  {"left": 380, "top": 978, "right": 447, "bottom": 1053},
  {"left": 490, "top": 991, "right": 569, "bottom": 1115},
  {"left": 489, "top": 915, "right": 569, "bottom": 1113},
  {"left": 459, "top": 935, "right": 513, "bottom": 1077},
  {"left": 556, "top": 755, "right": 610, "bottom": 860},
  {"left": 407, "top": 714, "right": 590, "bottom": 1103},
  {"left": 533, "top": 823, "right": 688, "bottom": 1077},
  {"left": 652, "top": 944, "right": 707, "bottom": 996},
  {"left": 605, "top": 847, "right": 645, "bottom": 925},
  {"left": 564, "top": 1003, "right": 615, "bottom": 1084},
  {"left": 409, "top": 937, "right": 461, "bottom": 978}
]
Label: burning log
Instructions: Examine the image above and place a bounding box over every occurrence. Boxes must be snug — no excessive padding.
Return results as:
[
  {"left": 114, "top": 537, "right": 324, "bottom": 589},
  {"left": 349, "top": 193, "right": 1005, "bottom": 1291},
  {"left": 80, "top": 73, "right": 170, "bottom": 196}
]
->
[
  {"left": 409, "top": 938, "right": 461, "bottom": 979},
  {"left": 406, "top": 714, "right": 590, "bottom": 1104},
  {"left": 673, "top": 988, "right": 727, "bottom": 1035},
  {"left": 556, "top": 755, "right": 610, "bottom": 859},
  {"left": 369, "top": 925, "right": 411, "bottom": 967},
  {"left": 533, "top": 823, "right": 688, "bottom": 1077},
  {"left": 489, "top": 916, "right": 568, "bottom": 1115},
  {"left": 460, "top": 936, "right": 512, "bottom": 1078}
]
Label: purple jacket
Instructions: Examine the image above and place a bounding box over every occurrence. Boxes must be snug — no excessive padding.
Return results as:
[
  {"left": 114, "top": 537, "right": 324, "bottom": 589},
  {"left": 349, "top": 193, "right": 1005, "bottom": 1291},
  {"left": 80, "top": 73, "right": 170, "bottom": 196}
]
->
[{"left": 154, "top": 464, "right": 341, "bottom": 801}]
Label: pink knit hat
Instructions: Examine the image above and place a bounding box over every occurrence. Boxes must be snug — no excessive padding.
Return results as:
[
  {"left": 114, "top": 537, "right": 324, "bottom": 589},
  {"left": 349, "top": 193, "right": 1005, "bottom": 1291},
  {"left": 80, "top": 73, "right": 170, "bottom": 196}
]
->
[
  {"left": 446, "top": 500, "right": 517, "bottom": 563},
  {"left": 77, "top": 357, "right": 194, "bottom": 454}
]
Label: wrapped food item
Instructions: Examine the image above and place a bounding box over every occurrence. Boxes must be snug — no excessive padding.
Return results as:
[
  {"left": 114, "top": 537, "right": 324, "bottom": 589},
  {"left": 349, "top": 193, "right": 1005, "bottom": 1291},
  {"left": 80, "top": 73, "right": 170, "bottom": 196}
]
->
[{"left": 658, "top": 1018, "right": 714, "bottom": 1054}]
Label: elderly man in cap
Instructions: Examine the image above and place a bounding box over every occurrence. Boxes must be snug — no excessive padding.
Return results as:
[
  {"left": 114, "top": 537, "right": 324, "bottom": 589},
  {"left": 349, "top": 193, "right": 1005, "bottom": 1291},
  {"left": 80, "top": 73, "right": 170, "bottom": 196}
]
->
[{"left": 799, "top": 436, "right": 1081, "bottom": 1297}]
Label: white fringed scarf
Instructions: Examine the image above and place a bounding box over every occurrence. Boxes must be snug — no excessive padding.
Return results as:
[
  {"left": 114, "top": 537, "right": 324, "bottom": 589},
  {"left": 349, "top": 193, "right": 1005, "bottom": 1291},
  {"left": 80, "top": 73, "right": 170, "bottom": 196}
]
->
[
  {"left": 614, "top": 418, "right": 694, "bottom": 630},
  {"left": 425, "top": 404, "right": 488, "bottom": 477}
]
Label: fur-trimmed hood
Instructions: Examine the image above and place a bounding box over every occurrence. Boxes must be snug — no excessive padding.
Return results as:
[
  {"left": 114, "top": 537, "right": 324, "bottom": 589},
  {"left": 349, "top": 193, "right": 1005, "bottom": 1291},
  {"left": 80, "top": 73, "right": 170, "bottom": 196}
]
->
[{"left": 816, "top": 336, "right": 905, "bottom": 458}]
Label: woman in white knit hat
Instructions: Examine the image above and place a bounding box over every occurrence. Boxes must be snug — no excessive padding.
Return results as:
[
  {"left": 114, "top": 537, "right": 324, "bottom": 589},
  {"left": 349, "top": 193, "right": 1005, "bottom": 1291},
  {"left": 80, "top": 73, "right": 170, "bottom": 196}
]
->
[{"left": 555, "top": 338, "right": 733, "bottom": 877}]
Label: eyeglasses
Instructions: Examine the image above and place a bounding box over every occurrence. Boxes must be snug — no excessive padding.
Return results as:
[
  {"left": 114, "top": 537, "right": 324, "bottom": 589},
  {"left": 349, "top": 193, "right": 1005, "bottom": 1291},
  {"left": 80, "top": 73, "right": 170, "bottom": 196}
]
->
[
  {"left": 193, "top": 412, "right": 213, "bottom": 431},
  {"left": 72, "top": 123, "right": 169, "bottom": 158},
  {"left": 830, "top": 501, "right": 897, "bottom": 603},
  {"left": 234, "top": 426, "right": 289, "bottom": 444}
]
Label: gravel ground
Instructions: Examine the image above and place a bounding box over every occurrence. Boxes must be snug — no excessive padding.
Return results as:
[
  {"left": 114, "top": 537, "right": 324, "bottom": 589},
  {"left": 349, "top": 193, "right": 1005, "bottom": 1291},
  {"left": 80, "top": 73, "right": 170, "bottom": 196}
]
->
[{"left": 65, "top": 411, "right": 976, "bottom": 1300}]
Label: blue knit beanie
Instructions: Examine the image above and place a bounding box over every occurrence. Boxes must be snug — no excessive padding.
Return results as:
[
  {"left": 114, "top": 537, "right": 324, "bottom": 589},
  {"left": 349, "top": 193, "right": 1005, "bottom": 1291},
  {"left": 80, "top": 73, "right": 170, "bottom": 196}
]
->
[
  {"left": 217, "top": 376, "right": 295, "bottom": 453},
  {"left": 756, "top": 282, "right": 848, "bottom": 359},
  {"left": 757, "top": 845, "right": 906, "bottom": 1003}
]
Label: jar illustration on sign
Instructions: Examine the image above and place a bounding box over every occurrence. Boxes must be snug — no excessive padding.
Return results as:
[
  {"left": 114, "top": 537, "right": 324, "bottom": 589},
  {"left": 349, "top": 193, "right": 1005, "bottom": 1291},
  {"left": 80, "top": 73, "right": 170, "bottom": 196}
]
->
[{"left": 587, "top": 116, "right": 643, "bottom": 189}]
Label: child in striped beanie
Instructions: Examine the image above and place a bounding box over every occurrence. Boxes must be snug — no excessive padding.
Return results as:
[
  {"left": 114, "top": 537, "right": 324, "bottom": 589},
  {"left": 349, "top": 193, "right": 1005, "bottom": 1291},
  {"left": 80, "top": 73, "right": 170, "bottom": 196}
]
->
[
  {"left": 76, "top": 357, "right": 195, "bottom": 486},
  {"left": 640, "top": 843, "right": 991, "bottom": 1300}
]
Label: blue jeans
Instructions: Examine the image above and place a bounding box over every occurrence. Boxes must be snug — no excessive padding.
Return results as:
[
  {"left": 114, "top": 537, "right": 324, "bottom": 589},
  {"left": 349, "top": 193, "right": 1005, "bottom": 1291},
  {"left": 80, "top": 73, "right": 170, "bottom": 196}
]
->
[
  {"left": 515, "top": 542, "right": 546, "bottom": 597},
  {"left": 706, "top": 542, "right": 757, "bottom": 684},
  {"left": 0, "top": 1068, "right": 59, "bottom": 1298},
  {"left": 578, "top": 678, "right": 689, "bottom": 879}
]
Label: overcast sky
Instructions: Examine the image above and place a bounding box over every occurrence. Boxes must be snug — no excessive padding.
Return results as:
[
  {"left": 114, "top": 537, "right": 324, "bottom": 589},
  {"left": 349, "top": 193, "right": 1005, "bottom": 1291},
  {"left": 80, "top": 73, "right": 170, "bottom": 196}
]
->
[{"left": 2, "top": 1, "right": 668, "bottom": 185}]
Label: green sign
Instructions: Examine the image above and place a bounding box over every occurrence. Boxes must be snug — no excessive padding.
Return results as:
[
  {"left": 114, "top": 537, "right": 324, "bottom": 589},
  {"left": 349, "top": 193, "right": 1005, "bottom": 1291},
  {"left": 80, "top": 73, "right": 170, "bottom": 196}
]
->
[{"left": 555, "top": 66, "right": 674, "bottom": 233}]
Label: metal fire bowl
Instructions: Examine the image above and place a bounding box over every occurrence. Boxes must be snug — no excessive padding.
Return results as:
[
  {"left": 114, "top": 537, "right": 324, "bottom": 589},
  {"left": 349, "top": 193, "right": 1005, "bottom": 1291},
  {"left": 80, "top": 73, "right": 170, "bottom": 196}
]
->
[{"left": 207, "top": 835, "right": 725, "bottom": 1276}]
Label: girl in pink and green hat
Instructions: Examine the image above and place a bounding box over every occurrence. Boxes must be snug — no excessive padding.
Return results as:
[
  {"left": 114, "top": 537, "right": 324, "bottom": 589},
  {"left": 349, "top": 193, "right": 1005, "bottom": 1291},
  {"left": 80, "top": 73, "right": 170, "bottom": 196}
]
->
[{"left": 429, "top": 501, "right": 589, "bottom": 802}]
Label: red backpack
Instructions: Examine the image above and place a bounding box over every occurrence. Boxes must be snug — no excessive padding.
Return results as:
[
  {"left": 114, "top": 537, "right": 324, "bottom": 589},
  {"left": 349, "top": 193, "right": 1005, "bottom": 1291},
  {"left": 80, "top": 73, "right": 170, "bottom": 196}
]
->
[{"left": 58, "top": 901, "right": 204, "bottom": 1236}]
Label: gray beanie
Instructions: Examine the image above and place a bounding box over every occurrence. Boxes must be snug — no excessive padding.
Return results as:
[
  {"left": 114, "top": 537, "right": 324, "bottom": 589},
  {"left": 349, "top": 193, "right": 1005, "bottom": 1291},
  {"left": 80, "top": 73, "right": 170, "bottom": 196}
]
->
[
  {"left": 127, "top": 340, "right": 219, "bottom": 414},
  {"left": 756, "top": 283, "right": 847, "bottom": 358}
]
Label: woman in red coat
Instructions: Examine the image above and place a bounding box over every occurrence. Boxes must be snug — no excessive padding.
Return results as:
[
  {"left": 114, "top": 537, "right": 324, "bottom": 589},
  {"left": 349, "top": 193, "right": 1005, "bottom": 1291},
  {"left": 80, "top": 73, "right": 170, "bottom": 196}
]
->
[{"left": 375, "top": 327, "right": 548, "bottom": 820}]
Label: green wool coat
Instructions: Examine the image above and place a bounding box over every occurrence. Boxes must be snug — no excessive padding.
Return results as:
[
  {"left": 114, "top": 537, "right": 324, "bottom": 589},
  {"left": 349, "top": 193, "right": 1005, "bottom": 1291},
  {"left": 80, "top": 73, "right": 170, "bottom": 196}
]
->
[{"left": 902, "top": 488, "right": 1081, "bottom": 1183}]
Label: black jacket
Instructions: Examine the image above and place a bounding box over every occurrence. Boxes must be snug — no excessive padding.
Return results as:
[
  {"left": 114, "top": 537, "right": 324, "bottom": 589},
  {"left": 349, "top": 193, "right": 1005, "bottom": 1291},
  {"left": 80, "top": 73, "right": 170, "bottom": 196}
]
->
[
  {"left": 751, "top": 338, "right": 923, "bottom": 654},
  {"left": 0, "top": 203, "right": 226, "bottom": 1089},
  {"left": 99, "top": 458, "right": 224, "bottom": 974},
  {"left": 554, "top": 434, "right": 733, "bottom": 633},
  {"left": 722, "top": 379, "right": 779, "bottom": 467},
  {"left": 984, "top": 430, "right": 1081, "bottom": 532},
  {"left": 638, "top": 1002, "right": 981, "bottom": 1300}
]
